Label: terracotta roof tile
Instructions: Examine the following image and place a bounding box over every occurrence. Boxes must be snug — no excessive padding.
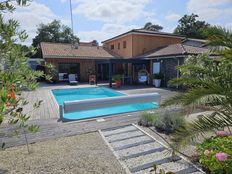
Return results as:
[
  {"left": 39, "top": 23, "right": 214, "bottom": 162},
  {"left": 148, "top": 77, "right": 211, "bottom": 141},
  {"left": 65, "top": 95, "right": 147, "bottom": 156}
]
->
[
  {"left": 40, "top": 42, "right": 118, "bottom": 59},
  {"left": 141, "top": 44, "right": 210, "bottom": 58}
]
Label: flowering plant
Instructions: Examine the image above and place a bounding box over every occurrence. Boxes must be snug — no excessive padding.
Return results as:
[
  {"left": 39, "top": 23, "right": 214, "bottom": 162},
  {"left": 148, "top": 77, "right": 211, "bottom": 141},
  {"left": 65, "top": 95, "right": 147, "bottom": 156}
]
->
[
  {"left": 197, "top": 135, "right": 232, "bottom": 174},
  {"left": 216, "top": 131, "right": 228, "bottom": 137}
]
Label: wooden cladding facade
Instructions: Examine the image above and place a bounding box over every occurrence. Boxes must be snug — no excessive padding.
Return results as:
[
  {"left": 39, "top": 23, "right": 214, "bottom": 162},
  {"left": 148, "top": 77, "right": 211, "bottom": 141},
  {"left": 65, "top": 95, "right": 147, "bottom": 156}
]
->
[
  {"left": 132, "top": 34, "right": 182, "bottom": 57},
  {"left": 45, "top": 58, "right": 95, "bottom": 81},
  {"left": 103, "top": 34, "right": 182, "bottom": 58},
  {"left": 104, "top": 35, "right": 133, "bottom": 58}
]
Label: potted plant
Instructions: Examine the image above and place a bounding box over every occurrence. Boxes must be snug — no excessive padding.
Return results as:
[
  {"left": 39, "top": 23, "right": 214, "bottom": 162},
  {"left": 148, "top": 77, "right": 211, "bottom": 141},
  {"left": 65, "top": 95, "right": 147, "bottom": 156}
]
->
[
  {"left": 46, "top": 64, "right": 58, "bottom": 83},
  {"left": 112, "top": 74, "right": 122, "bottom": 88},
  {"left": 87, "top": 67, "right": 96, "bottom": 85},
  {"left": 152, "top": 73, "right": 163, "bottom": 87},
  {"left": 87, "top": 67, "right": 96, "bottom": 76}
]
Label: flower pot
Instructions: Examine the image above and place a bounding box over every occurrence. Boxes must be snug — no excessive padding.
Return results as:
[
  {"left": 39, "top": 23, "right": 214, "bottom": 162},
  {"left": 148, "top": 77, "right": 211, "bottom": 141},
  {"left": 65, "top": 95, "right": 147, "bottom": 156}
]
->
[
  {"left": 153, "top": 79, "right": 161, "bottom": 87},
  {"left": 115, "top": 80, "right": 122, "bottom": 88},
  {"left": 89, "top": 75, "right": 96, "bottom": 85}
]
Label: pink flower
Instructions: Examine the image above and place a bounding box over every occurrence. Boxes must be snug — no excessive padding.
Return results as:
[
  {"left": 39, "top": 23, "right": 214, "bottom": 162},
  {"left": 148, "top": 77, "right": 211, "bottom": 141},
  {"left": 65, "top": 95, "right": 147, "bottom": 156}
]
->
[
  {"left": 216, "top": 131, "right": 228, "bottom": 137},
  {"left": 216, "top": 152, "right": 228, "bottom": 161}
]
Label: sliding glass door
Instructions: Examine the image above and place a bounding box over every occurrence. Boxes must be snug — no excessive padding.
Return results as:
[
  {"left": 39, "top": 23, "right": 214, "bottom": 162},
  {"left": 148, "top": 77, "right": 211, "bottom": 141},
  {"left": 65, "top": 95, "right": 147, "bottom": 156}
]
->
[{"left": 58, "top": 63, "right": 80, "bottom": 80}]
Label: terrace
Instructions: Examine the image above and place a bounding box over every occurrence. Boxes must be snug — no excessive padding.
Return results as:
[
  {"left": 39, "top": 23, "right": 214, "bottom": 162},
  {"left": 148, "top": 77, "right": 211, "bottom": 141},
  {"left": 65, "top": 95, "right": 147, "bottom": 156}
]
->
[
  {"left": 1, "top": 82, "right": 205, "bottom": 174},
  {"left": 1, "top": 1, "right": 231, "bottom": 173}
]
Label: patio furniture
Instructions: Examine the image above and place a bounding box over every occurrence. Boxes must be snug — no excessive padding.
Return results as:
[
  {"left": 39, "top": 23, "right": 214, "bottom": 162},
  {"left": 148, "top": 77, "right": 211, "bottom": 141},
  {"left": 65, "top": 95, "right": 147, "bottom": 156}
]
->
[
  {"left": 68, "top": 74, "right": 78, "bottom": 85},
  {"left": 59, "top": 73, "right": 68, "bottom": 81},
  {"left": 138, "top": 69, "right": 149, "bottom": 84}
]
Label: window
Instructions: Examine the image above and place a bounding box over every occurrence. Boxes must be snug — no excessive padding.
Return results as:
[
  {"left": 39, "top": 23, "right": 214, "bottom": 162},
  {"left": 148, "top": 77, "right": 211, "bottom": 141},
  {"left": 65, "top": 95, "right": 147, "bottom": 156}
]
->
[
  {"left": 58, "top": 63, "right": 80, "bottom": 75},
  {"left": 110, "top": 44, "right": 114, "bottom": 50},
  {"left": 118, "top": 43, "right": 120, "bottom": 49},
  {"left": 123, "top": 41, "right": 126, "bottom": 48},
  {"left": 153, "top": 62, "right": 160, "bottom": 74}
]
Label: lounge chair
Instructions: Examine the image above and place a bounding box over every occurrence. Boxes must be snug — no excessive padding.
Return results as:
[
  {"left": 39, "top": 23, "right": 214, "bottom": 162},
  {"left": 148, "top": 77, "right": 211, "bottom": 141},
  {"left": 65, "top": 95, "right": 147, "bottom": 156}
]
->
[{"left": 68, "top": 74, "right": 78, "bottom": 85}]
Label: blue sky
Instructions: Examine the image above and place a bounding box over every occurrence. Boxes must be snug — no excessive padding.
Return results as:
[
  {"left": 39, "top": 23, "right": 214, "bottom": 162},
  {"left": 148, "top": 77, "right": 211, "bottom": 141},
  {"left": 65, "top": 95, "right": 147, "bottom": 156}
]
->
[{"left": 6, "top": 0, "right": 232, "bottom": 45}]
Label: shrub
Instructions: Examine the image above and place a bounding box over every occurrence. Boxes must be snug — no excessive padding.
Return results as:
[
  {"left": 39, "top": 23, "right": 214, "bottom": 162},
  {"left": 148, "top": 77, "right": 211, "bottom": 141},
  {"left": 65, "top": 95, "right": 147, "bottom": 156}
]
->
[
  {"left": 138, "top": 112, "right": 158, "bottom": 127},
  {"left": 152, "top": 73, "right": 164, "bottom": 79},
  {"left": 154, "top": 112, "right": 185, "bottom": 134},
  {"left": 46, "top": 64, "right": 58, "bottom": 83},
  {"left": 112, "top": 74, "right": 121, "bottom": 82},
  {"left": 197, "top": 135, "right": 232, "bottom": 174}
]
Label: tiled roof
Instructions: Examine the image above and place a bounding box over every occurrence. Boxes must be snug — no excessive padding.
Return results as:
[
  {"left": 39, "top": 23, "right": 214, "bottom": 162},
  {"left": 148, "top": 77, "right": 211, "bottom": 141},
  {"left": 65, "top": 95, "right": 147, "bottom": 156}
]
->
[
  {"left": 132, "top": 29, "right": 184, "bottom": 37},
  {"left": 102, "top": 29, "right": 184, "bottom": 43},
  {"left": 141, "top": 44, "right": 210, "bottom": 58},
  {"left": 183, "top": 38, "right": 207, "bottom": 43},
  {"left": 40, "top": 42, "right": 118, "bottom": 59}
]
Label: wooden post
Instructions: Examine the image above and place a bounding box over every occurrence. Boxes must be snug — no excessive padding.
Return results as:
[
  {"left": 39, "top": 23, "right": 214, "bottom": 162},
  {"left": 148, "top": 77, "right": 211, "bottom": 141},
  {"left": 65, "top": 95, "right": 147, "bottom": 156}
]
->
[
  {"left": 109, "top": 61, "right": 112, "bottom": 87},
  {"left": 95, "top": 62, "right": 98, "bottom": 85}
]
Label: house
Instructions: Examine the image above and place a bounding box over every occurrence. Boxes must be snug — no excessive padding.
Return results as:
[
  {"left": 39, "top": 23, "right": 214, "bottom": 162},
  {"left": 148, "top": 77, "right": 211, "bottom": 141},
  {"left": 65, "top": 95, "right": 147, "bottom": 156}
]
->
[
  {"left": 182, "top": 38, "right": 207, "bottom": 47},
  {"left": 140, "top": 43, "right": 209, "bottom": 86},
  {"left": 40, "top": 29, "right": 210, "bottom": 87},
  {"left": 40, "top": 41, "right": 119, "bottom": 82}
]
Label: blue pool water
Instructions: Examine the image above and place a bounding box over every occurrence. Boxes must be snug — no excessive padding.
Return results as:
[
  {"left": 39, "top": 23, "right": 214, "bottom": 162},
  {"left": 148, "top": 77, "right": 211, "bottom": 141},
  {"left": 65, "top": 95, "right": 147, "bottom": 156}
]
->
[{"left": 52, "top": 87, "right": 158, "bottom": 120}]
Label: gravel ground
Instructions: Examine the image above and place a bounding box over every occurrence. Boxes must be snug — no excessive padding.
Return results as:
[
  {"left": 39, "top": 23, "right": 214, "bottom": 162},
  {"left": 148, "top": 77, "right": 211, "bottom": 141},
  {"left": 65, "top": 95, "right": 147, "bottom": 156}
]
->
[
  {"left": 0, "top": 132, "right": 126, "bottom": 174},
  {"left": 103, "top": 126, "right": 137, "bottom": 136},
  {"left": 106, "top": 131, "right": 144, "bottom": 142},
  {"left": 125, "top": 149, "right": 171, "bottom": 168},
  {"left": 110, "top": 136, "right": 151, "bottom": 148},
  {"left": 116, "top": 142, "right": 163, "bottom": 157}
]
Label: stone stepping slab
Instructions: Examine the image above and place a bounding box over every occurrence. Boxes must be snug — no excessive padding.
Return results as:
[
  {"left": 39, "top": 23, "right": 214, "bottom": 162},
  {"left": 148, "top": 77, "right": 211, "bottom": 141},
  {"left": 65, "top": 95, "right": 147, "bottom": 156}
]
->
[
  {"left": 106, "top": 130, "right": 144, "bottom": 142},
  {"left": 100, "top": 124, "right": 205, "bottom": 174}
]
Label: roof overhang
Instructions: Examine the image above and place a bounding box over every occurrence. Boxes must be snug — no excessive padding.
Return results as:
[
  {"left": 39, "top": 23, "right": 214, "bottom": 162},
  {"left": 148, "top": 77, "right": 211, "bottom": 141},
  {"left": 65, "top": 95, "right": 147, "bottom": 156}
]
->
[
  {"left": 102, "top": 31, "right": 185, "bottom": 44},
  {"left": 141, "top": 52, "right": 216, "bottom": 60},
  {"left": 141, "top": 55, "right": 187, "bottom": 60},
  {"left": 43, "top": 55, "right": 118, "bottom": 60}
]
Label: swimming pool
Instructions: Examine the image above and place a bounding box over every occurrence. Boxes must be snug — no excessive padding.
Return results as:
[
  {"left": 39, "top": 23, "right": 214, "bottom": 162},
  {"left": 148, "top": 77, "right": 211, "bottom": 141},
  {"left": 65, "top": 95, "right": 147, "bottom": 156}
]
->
[{"left": 52, "top": 87, "right": 158, "bottom": 121}]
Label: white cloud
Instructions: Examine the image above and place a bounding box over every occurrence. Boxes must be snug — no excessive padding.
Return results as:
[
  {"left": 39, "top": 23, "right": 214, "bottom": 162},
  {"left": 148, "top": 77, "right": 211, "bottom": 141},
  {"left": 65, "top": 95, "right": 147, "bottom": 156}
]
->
[
  {"left": 4, "top": 1, "right": 69, "bottom": 45},
  {"left": 187, "top": 0, "right": 232, "bottom": 21},
  {"left": 165, "top": 13, "right": 181, "bottom": 22},
  {"left": 225, "top": 8, "right": 232, "bottom": 15},
  {"left": 72, "top": 0, "right": 153, "bottom": 24},
  {"left": 225, "top": 23, "right": 232, "bottom": 29},
  {"left": 78, "top": 23, "right": 140, "bottom": 43}
]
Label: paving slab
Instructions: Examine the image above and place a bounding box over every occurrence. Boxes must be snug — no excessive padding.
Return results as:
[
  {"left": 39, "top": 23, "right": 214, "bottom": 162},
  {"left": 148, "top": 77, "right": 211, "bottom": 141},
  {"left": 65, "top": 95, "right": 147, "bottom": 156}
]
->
[
  {"left": 100, "top": 124, "right": 204, "bottom": 174},
  {"left": 105, "top": 130, "right": 144, "bottom": 142}
]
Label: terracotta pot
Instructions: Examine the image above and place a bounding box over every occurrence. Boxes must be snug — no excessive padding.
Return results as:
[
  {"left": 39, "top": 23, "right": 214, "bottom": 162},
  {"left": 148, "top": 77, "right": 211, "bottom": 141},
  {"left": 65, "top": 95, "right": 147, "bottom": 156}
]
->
[{"left": 115, "top": 80, "right": 122, "bottom": 88}]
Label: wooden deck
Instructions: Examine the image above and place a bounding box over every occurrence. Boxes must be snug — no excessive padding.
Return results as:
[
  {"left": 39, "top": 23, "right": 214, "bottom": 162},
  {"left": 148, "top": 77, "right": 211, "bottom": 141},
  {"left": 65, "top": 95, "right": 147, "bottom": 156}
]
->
[
  {"left": 21, "top": 82, "right": 178, "bottom": 121},
  {"left": 0, "top": 82, "right": 178, "bottom": 148}
]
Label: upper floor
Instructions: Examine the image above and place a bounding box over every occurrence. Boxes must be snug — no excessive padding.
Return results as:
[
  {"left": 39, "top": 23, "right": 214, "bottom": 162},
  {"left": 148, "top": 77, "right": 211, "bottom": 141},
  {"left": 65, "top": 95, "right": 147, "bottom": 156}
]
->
[{"left": 102, "top": 29, "right": 184, "bottom": 58}]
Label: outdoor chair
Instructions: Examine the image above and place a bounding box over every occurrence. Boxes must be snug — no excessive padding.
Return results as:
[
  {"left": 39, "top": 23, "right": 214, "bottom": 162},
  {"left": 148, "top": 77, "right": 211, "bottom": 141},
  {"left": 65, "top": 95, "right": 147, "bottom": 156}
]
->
[
  {"left": 68, "top": 74, "right": 78, "bottom": 85},
  {"left": 138, "top": 69, "right": 149, "bottom": 84}
]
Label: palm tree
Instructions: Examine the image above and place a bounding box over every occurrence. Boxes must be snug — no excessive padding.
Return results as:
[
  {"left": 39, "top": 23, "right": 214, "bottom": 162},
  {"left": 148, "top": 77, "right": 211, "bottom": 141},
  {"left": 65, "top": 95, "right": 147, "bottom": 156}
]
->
[
  {"left": 204, "top": 26, "right": 232, "bottom": 60},
  {"left": 163, "top": 27, "right": 232, "bottom": 149}
]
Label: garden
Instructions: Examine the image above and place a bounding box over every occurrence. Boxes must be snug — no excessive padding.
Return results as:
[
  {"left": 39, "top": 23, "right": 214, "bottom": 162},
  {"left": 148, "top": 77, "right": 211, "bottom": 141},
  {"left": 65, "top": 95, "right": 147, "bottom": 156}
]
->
[{"left": 138, "top": 28, "right": 232, "bottom": 173}]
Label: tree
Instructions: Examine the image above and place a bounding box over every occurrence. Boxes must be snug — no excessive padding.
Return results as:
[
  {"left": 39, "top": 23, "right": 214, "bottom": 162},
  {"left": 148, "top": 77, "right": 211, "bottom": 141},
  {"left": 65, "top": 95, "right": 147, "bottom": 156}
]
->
[
  {"left": 32, "top": 20, "right": 79, "bottom": 47},
  {"left": 143, "top": 22, "right": 163, "bottom": 32},
  {"left": 174, "top": 13, "right": 210, "bottom": 39},
  {"left": 163, "top": 27, "right": 232, "bottom": 149},
  {"left": 0, "top": 0, "right": 51, "bottom": 152}
]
